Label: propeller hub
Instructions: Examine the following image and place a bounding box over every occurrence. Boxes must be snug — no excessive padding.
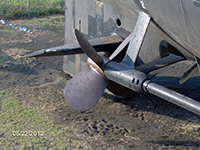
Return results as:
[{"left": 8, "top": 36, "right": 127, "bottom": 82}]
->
[{"left": 87, "top": 58, "right": 105, "bottom": 77}]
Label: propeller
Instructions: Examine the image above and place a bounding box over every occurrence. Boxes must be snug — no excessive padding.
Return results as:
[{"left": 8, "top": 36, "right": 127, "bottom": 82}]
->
[
  {"left": 64, "top": 66, "right": 107, "bottom": 111},
  {"left": 74, "top": 29, "right": 105, "bottom": 68},
  {"left": 64, "top": 29, "right": 131, "bottom": 111}
]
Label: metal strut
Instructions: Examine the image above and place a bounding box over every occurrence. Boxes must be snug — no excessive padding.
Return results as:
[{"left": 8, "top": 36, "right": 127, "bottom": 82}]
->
[{"left": 121, "top": 11, "right": 151, "bottom": 68}]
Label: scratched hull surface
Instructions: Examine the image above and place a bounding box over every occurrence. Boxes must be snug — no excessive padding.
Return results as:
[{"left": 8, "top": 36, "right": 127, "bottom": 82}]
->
[{"left": 141, "top": 0, "right": 200, "bottom": 59}]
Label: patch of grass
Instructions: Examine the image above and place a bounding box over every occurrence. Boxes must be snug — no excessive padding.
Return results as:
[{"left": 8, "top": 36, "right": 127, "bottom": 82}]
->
[
  {"left": 32, "top": 16, "right": 65, "bottom": 31},
  {"left": 0, "top": 29, "right": 17, "bottom": 35},
  {"left": 15, "top": 15, "right": 65, "bottom": 32},
  {"left": 0, "top": 90, "right": 88, "bottom": 149},
  {"left": 0, "top": 0, "right": 65, "bottom": 19}
]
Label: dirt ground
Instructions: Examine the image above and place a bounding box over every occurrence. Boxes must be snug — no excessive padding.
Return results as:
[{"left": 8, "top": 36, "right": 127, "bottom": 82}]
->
[{"left": 0, "top": 16, "right": 200, "bottom": 150}]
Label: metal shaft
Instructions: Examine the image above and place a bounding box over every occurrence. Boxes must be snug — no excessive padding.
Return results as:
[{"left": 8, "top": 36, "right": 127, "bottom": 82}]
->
[
  {"left": 104, "top": 61, "right": 200, "bottom": 116},
  {"left": 143, "top": 80, "right": 200, "bottom": 116}
]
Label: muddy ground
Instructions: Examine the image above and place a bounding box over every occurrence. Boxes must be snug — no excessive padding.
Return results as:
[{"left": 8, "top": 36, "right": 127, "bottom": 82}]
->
[{"left": 0, "top": 16, "right": 200, "bottom": 149}]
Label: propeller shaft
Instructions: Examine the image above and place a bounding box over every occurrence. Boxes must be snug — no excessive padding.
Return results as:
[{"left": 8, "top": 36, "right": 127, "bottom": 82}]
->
[{"left": 104, "top": 61, "right": 200, "bottom": 116}]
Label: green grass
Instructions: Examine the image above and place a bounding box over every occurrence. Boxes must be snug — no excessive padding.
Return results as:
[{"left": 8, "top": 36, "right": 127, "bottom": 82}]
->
[
  {"left": 20, "top": 15, "right": 65, "bottom": 31},
  {"left": 0, "top": 0, "right": 65, "bottom": 19},
  {"left": 0, "top": 90, "right": 88, "bottom": 149}
]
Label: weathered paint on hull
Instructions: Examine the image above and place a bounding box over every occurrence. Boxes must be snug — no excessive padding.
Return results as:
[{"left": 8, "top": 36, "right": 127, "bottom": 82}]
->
[{"left": 139, "top": 0, "right": 200, "bottom": 59}]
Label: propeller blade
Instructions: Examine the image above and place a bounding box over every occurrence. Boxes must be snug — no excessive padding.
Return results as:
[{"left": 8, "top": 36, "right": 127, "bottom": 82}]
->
[
  {"left": 64, "top": 66, "right": 108, "bottom": 111},
  {"left": 75, "top": 29, "right": 104, "bottom": 68}
]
